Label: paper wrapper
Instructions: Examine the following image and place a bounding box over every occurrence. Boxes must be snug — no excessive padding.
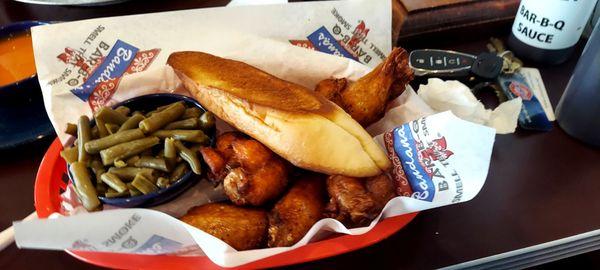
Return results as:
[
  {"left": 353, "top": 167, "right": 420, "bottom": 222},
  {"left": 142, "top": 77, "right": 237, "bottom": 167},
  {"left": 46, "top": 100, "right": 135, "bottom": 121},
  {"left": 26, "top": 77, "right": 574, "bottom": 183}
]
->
[
  {"left": 15, "top": 1, "right": 495, "bottom": 267},
  {"left": 370, "top": 80, "right": 523, "bottom": 135},
  {"left": 32, "top": 0, "right": 390, "bottom": 146}
]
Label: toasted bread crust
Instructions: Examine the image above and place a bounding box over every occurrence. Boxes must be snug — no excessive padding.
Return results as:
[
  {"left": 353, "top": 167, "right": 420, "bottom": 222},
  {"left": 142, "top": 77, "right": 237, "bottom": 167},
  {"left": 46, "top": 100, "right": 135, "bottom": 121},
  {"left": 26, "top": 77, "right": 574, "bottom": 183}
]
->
[{"left": 168, "top": 51, "right": 334, "bottom": 114}]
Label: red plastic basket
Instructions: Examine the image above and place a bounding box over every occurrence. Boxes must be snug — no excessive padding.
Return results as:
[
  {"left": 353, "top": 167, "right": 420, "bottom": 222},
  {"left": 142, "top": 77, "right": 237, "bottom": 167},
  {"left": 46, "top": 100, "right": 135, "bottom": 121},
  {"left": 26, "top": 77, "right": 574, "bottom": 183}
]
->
[{"left": 34, "top": 138, "right": 418, "bottom": 269}]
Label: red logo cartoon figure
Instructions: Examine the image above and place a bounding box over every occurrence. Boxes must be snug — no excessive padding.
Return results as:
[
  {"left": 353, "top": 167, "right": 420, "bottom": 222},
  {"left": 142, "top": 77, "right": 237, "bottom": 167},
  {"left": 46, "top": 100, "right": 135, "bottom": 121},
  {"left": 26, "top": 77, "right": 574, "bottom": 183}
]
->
[
  {"left": 420, "top": 136, "right": 454, "bottom": 162},
  {"left": 348, "top": 21, "right": 370, "bottom": 48},
  {"left": 57, "top": 47, "right": 91, "bottom": 74}
]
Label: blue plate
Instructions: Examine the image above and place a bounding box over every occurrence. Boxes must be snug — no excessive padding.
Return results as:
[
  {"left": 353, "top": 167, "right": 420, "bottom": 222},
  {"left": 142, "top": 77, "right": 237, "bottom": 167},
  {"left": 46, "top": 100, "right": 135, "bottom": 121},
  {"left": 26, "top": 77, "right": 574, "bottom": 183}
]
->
[
  {"left": 0, "top": 21, "right": 54, "bottom": 150},
  {"left": 69, "top": 94, "right": 213, "bottom": 208}
]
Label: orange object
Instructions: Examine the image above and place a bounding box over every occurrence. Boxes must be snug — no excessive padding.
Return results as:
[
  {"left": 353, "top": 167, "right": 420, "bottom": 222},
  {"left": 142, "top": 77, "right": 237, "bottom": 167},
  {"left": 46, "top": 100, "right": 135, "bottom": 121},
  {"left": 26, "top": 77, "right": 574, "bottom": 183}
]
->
[
  {"left": 35, "top": 138, "right": 418, "bottom": 269},
  {"left": 0, "top": 31, "right": 36, "bottom": 87}
]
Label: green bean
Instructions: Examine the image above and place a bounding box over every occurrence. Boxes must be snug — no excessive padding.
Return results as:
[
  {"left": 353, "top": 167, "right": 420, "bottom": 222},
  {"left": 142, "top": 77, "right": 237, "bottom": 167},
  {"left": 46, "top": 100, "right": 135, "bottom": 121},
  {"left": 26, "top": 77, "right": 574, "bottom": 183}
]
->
[
  {"left": 127, "top": 183, "right": 142, "bottom": 197},
  {"left": 157, "top": 177, "right": 170, "bottom": 188},
  {"left": 65, "top": 102, "right": 211, "bottom": 203},
  {"left": 115, "top": 106, "right": 130, "bottom": 116},
  {"left": 96, "top": 181, "right": 108, "bottom": 194},
  {"left": 114, "top": 159, "right": 127, "bottom": 168},
  {"left": 174, "top": 140, "right": 201, "bottom": 175},
  {"left": 95, "top": 107, "right": 128, "bottom": 125},
  {"left": 139, "top": 102, "right": 185, "bottom": 133},
  {"left": 135, "top": 156, "right": 170, "bottom": 172},
  {"left": 188, "top": 144, "right": 204, "bottom": 153},
  {"left": 89, "top": 158, "right": 106, "bottom": 181},
  {"left": 105, "top": 123, "right": 120, "bottom": 135},
  {"left": 164, "top": 138, "right": 177, "bottom": 165},
  {"left": 108, "top": 167, "right": 155, "bottom": 181},
  {"left": 164, "top": 118, "right": 200, "bottom": 130},
  {"left": 145, "top": 102, "right": 179, "bottom": 117},
  {"left": 117, "top": 113, "right": 145, "bottom": 132},
  {"left": 132, "top": 173, "right": 158, "bottom": 195},
  {"left": 60, "top": 145, "right": 79, "bottom": 164},
  {"left": 156, "top": 149, "right": 165, "bottom": 158},
  {"left": 77, "top": 116, "right": 92, "bottom": 163},
  {"left": 91, "top": 126, "right": 99, "bottom": 139},
  {"left": 95, "top": 117, "right": 109, "bottom": 138},
  {"left": 141, "top": 148, "right": 153, "bottom": 157},
  {"left": 84, "top": 129, "right": 145, "bottom": 154},
  {"left": 126, "top": 155, "right": 140, "bottom": 166},
  {"left": 163, "top": 138, "right": 177, "bottom": 158},
  {"left": 159, "top": 102, "right": 181, "bottom": 110},
  {"left": 181, "top": 107, "right": 201, "bottom": 119},
  {"left": 65, "top": 123, "right": 78, "bottom": 136},
  {"left": 199, "top": 111, "right": 215, "bottom": 130},
  {"left": 69, "top": 162, "right": 100, "bottom": 211},
  {"left": 105, "top": 188, "right": 128, "bottom": 198},
  {"left": 170, "top": 163, "right": 188, "bottom": 182},
  {"left": 152, "top": 130, "right": 209, "bottom": 144},
  {"left": 100, "top": 172, "right": 128, "bottom": 193},
  {"left": 99, "top": 136, "right": 159, "bottom": 165}
]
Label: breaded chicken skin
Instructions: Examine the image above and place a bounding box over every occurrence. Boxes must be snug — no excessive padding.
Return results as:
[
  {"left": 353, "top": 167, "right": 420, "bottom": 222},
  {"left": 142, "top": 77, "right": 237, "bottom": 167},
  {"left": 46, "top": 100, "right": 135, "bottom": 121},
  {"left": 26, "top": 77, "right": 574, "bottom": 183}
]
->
[
  {"left": 199, "top": 132, "right": 289, "bottom": 206},
  {"left": 180, "top": 202, "right": 268, "bottom": 251},
  {"left": 325, "top": 174, "right": 396, "bottom": 227},
  {"left": 315, "top": 47, "right": 414, "bottom": 126},
  {"left": 268, "top": 174, "right": 326, "bottom": 247}
]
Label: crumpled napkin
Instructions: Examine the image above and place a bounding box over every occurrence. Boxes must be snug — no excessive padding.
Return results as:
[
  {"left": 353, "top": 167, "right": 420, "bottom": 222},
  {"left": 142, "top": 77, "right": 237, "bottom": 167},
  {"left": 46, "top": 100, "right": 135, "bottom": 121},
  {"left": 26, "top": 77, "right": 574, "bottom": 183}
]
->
[{"left": 368, "top": 78, "right": 521, "bottom": 135}]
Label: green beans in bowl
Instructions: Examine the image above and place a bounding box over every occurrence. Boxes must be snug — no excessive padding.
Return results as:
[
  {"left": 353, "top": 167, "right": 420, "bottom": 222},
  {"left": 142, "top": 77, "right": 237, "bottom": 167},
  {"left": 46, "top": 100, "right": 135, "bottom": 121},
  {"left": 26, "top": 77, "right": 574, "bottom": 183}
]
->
[{"left": 60, "top": 94, "right": 216, "bottom": 210}]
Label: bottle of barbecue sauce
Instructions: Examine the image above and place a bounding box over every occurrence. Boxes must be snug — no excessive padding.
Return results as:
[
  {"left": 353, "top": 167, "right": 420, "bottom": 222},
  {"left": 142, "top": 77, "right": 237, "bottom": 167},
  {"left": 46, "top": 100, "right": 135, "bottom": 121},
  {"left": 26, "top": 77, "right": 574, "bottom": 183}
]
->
[{"left": 507, "top": 0, "right": 598, "bottom": 65}]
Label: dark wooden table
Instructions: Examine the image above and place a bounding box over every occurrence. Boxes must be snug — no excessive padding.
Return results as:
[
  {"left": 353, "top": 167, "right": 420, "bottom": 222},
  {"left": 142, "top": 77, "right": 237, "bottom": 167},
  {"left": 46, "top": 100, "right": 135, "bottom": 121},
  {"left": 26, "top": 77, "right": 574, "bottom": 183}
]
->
[{"left": 1, "top": 1, "right": 600, "bottom": 269}]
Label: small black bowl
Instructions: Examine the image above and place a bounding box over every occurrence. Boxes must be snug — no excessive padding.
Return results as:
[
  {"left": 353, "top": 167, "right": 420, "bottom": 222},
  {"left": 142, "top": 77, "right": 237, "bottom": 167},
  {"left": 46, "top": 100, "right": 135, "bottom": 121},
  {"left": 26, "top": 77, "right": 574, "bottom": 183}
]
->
[
  {"left": 0, "top": 21, "right": 49, "bottom": 98},
  {"left": 68, "top": 94, "right": 212, "bottom": 208},
  {"left": 0, "top": 21, "right": 54, "bottom": 150}
]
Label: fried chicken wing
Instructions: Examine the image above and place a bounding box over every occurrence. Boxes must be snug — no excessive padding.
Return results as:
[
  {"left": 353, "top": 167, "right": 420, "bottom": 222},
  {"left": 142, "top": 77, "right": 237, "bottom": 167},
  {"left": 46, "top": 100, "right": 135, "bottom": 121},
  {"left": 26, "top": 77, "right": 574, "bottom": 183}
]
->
[
  {"left": 325, "top": 175, "right": 376, "bottom": 226},
  {"left": 268, "top": 174, "right": 326, "bottom": 247},
  {"left": 364, "top": 174, "right": 396, "bottom": 210},
  {"left": 315, "top": 47, "right": 414, "bottom": 126},
  {"left": 325, "top": 174, "right": 396, "bottom": 227},
  {"left": 215, "top": 132, "right": 244, "bottom": 160},
  {"left": 199, "top": 132, "right": 289, "bottom": 206},
  {"left": 224, "top": 159, "right": 288, "bottom": 205},
  {"left": 199, "top": 147, "right": 226, "bottom": 180},
  {"left": 180, "top": 202, "right": 268, "bottom": 251},
  {"left": 314, "top": 78, "right": 346, "bottom": 105}
]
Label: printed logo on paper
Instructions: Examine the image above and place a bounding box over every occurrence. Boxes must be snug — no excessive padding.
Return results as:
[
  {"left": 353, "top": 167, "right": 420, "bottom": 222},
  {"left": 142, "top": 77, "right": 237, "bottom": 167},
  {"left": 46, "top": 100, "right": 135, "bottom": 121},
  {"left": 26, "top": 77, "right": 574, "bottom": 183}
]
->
[
  {"left": 134, "top": 234, "right": 183, "bottom": 254},
  {"left": 347, "top": 21, "right": 369, "bottom": 49},
  {"left": 387, "top": 117, "right": 460, "bottom": 202},
  {"left": 383, "top": 131, "right": 413, "bottom": 197},
  {"left": 71, "top": 239, "right": 98, "bottom": 251},
  {"left": 121, "top": 236, "right": 138, "bottom": 249},
  {"left": 307, "top": 26, "right": 356, "bottom": 60},
  {"left": 288, "top": 8, "right": 387, "bottom": 65},
  {"left": 508, "top": 81, "right": 533, "bottom": 100},
  {"left": 70, "top": 39, "right": 139, "bottom": 101},
  {"left": 49, "top": 25, "right": 161, "bottom": 112}
]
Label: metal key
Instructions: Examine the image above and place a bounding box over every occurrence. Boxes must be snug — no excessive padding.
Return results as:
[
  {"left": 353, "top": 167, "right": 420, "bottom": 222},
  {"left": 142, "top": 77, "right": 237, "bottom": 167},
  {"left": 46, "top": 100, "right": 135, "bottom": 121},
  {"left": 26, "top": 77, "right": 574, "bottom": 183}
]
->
[{"left": 488, "top": 37, "right": 523, "bottom": 74}]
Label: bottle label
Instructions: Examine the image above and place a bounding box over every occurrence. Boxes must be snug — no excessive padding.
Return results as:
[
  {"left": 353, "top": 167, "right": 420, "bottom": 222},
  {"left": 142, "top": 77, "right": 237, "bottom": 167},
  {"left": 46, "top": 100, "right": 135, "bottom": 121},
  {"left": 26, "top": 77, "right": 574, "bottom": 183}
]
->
[{"left": 512, "top": 0, "right": 598, "bottom": 50}]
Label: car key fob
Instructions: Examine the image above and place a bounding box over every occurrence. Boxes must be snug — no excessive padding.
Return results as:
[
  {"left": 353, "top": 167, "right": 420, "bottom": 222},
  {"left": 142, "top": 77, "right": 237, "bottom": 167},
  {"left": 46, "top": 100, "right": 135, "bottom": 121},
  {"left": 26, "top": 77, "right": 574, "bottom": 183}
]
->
[
  {"left": 409, "top": 49, "right": 476, "bottom": 77},
  {"left": 409, "top": 49, "right": 504, "bottom": 80},
  {"left": 470, "top": 52, "right": 503, "bottom": 79}
]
